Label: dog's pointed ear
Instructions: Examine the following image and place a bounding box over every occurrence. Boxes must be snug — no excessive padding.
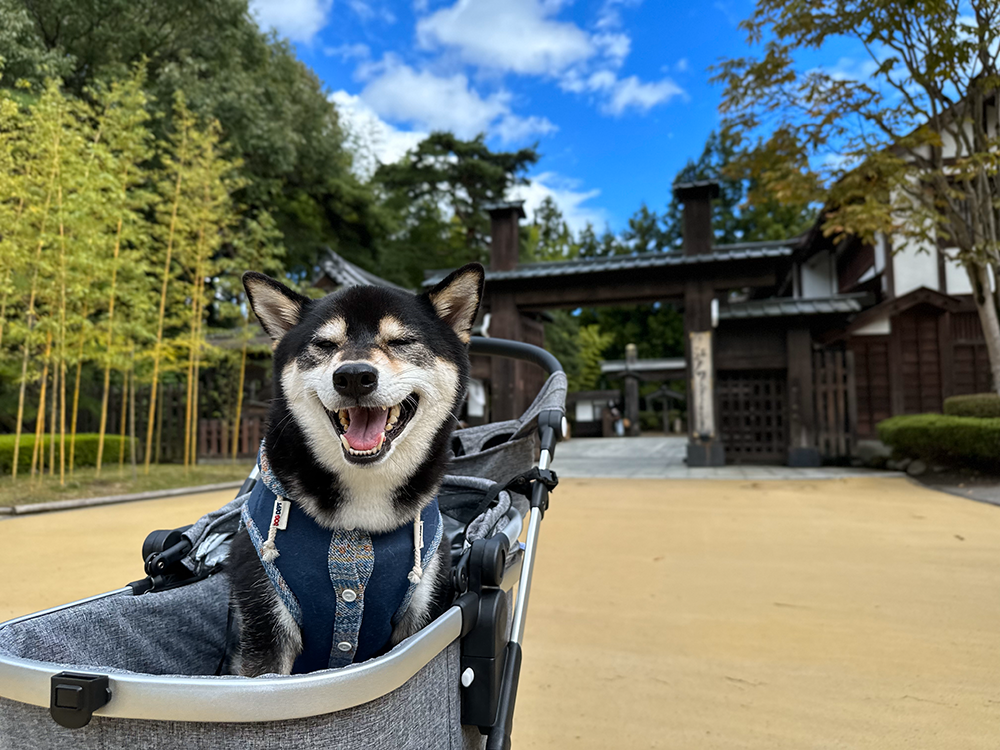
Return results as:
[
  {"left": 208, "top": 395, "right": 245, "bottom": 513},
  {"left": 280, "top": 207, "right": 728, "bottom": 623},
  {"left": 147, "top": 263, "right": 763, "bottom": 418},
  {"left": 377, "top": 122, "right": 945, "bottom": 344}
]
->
[
  {"left": 425, "top": 263, "right": 485, "bottom": 344},
  {"left": 243, "top": 271, "right": 311, "bottom": 343}
]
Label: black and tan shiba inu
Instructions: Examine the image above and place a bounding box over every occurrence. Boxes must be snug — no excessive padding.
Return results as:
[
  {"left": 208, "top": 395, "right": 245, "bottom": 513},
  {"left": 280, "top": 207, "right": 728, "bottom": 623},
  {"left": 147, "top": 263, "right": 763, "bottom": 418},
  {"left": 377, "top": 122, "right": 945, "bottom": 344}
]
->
[{"left": 226, "top": 263, "right": 484, "bottom": 677}]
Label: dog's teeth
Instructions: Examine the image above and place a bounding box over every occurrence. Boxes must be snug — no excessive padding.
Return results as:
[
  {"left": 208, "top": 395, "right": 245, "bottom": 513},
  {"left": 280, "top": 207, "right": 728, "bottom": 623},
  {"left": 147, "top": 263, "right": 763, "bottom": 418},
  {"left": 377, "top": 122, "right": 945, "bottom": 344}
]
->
[
  {"left": 341, "top": 435, "right": 351, "bottom": 451},
  {"left": 338, "top": 410, "right": 350, "bottom": 429},
  {"left": 376, "top": 432, "right": 385, "bottom": 450}
]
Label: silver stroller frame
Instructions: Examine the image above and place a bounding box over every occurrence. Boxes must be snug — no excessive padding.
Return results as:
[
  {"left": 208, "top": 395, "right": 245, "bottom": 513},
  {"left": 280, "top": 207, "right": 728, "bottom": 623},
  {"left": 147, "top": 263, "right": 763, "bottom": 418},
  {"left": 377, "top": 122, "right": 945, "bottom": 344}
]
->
[{"left": 0, "top": 338, "right": 566, "bottom": 750}]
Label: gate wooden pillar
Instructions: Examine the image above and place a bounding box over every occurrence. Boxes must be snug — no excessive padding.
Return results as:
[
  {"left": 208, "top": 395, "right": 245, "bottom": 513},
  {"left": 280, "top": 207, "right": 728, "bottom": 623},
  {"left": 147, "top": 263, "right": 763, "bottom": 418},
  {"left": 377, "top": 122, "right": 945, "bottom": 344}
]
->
[
  {"left": 486, "top": 201, "right": 526, "bottom": 422},
  {"left": 677, "top": 181, "right": 725, "bottom": 466},
  {"left": 787, "top": 328, "right": 821, "bottom": 466}
]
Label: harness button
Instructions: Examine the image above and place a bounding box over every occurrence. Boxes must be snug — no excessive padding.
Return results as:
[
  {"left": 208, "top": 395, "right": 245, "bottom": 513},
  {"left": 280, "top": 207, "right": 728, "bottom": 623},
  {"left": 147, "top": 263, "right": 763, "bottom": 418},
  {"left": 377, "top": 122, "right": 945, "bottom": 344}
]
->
[
  {"left": 337, "top": 641, "right": 353, "bottom": 652},
  {"left": 341, "top": 589, "right": 357, "bottom": 602}
]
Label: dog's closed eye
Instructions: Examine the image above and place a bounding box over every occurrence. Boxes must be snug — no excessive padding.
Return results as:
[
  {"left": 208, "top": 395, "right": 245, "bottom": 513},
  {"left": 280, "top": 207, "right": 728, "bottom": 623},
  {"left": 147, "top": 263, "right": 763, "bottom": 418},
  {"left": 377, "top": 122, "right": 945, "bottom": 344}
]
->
[
  {"left": 313, "top": 339, "right": 339, "bottom": 350},
  {"left": 387, "top": 338, "right": 418, "bottom": 347}
]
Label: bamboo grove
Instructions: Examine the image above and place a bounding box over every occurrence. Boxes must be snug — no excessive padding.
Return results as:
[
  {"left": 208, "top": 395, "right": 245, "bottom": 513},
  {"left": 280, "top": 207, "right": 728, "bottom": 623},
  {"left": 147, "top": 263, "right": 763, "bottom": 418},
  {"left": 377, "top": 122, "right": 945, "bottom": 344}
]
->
[{"left": 0, "top": 69, "right": 283, "bottom": 483}]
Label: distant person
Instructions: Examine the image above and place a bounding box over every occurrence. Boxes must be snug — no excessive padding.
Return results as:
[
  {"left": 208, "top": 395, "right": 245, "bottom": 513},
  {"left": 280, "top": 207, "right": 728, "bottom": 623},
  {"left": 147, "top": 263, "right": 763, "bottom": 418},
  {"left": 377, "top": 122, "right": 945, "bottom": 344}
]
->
[{"left": 608, "top": 401, "right": 625, "bottom": 437}]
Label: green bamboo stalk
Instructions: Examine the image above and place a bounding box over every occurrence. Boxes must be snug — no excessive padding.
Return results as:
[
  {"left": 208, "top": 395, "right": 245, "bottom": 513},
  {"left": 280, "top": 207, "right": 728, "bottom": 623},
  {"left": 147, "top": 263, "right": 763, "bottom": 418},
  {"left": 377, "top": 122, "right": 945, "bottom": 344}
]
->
[
  {"left": 30, "top": 332, "right": 53, "bottom": 481},
  {"left": 13, "top": 128, "right": 61, "bottom": 482},
  {"left": 144, "top": 115, "right": 189, "bottom": 474}
]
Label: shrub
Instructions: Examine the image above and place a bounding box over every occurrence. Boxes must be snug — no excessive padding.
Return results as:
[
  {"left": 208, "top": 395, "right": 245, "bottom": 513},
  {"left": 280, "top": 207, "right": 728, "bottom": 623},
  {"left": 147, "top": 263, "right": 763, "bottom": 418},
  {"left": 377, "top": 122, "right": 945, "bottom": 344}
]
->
[
  {"left": 0, "top": 434, "right": 133, "bottom": 475},
  {"left": 943, "top": 393, "right": 1000, "bottom": 418},
  {"left": 877, "top": 414, "right": 1000, "bottom": 470}
]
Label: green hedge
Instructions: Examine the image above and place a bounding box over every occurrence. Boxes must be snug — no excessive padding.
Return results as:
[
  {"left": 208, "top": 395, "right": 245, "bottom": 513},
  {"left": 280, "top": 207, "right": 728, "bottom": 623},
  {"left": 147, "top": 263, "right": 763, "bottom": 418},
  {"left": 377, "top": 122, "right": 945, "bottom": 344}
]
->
[
  {"left": 943, "top": 393, "right": 1000, "bottom": 418},
  {"left": 877, "top": 414, "right": 1000, "bottom": 470},
  {"left": 0, "top": 434, "right": 133, "bottom": 475}
]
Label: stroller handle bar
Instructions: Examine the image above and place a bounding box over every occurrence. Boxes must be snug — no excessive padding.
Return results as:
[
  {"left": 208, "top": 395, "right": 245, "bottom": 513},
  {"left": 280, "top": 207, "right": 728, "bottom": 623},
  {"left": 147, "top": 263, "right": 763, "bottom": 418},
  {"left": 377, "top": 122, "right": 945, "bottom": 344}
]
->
[{"left": 468, "top": 337, "right": 564, "bottom": 377}]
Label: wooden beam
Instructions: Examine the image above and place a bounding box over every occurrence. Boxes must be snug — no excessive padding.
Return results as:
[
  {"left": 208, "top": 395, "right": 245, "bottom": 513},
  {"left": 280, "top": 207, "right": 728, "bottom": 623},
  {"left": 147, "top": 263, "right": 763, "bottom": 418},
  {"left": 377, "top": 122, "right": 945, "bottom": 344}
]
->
[{"left": 489, "top": 269, "right": 781, "bottom": 310}]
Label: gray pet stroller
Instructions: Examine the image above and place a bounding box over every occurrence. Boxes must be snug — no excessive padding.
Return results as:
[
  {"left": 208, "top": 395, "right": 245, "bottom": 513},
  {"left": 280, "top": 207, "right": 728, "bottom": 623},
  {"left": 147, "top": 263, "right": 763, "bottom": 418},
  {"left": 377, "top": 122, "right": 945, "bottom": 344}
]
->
[{"left": 0, "top": 338, "right": 566, "bottom": 750}]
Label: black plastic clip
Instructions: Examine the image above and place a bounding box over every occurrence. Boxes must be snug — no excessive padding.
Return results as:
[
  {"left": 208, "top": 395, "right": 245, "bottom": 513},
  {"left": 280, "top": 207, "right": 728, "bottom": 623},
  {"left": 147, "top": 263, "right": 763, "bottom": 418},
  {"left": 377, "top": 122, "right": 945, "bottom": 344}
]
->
[
  {"left": 507, "top": 466, "right": 558, "bottom": 516},
  {"left": 50, "top": 672, "right": 111, "bottom": 729}
]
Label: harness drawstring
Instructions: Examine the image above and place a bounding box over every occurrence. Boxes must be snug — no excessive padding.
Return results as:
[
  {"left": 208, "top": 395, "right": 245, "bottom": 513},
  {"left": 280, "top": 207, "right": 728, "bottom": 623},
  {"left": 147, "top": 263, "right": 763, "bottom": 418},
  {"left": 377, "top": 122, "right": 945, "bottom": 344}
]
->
[
  {"left": 408, "top": 516, "right": 425, "bottom": 583},
  {"left": 261, "top": 496, "right": 286, "bottom": 563}
]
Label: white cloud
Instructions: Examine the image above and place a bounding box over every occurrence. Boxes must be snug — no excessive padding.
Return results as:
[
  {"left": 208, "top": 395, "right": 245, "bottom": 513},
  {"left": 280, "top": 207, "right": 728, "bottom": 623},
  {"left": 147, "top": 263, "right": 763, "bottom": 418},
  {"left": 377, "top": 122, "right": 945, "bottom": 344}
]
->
[
  {"left": 825, "top": 57, "right": 880, "bottom": 82},
  {"left": 562, "top": 69, "right": 684, "bottom": 115},
  {"left": 357, "top": 56, "right": 556, "bottom": 141},
  {"left": 331, "top": 93, "right": 597, "bottom": 232},
  {"left": 414, "top": 0, "right": 682, "bottom": 117},
  {"left": 347, "top": 0, "right": 396, "bottom": 24},
  {"left": 602, "top": 75, "right": 685, "bottom": 115},
  {"left": 330, "top": 91, "right": 427, "bottom": 178},
  {"left": 593, "top": 32, "right": 631, "bottom": 67},
  {"left": 511, "top": 172, "right": 606, "bottom": 232},
  {"left": 249, "top": 0, "right": 332, "bottom": 43},
  {"left": 495, "top": 114, "right": 558, "bottom": 142},
  {"left": 324, "top": 43, "right": 370, "bottom": 61},
  {"left": 596, "top": 0, "right": 641, "bottom": 30},
  {"left": 417, "top": 0, "right": 594, "bottom": 76}
]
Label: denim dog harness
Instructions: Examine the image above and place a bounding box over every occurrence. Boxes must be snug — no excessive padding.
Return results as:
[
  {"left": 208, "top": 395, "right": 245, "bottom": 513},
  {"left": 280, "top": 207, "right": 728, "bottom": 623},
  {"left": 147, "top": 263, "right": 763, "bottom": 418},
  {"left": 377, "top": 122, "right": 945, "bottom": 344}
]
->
[{"left": 241, "top": 448, "right": 443, "bottom": 674}]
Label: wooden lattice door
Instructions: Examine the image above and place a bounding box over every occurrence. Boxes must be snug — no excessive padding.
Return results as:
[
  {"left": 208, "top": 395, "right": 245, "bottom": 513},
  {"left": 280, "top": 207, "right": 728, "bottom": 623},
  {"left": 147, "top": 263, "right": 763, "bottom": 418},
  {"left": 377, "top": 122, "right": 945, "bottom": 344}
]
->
[
  {"left": 718, "top": 370, "right": 788, "bottom": 463},
  {"left": 812, "top": 348, "right": 858, "bottom": 461}
]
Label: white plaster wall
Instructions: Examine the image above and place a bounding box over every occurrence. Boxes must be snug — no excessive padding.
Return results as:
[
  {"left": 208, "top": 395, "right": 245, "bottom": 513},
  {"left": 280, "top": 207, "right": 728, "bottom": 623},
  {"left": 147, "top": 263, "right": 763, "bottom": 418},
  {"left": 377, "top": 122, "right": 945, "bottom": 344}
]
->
[
  {"left": 943, "top": 254, "right": 973, "bottom": 295},
  {"left": 874, "top": 233, "right": 887, "bottom": 273},
  {"left": 892, "top": 238, "right": 940, "bottom": 296},
  {"left": 854, "top": 315, "right": 891, "bottom": 336},
  {"left": 801, "top": 250, "right": 836, "bottom": 298}
]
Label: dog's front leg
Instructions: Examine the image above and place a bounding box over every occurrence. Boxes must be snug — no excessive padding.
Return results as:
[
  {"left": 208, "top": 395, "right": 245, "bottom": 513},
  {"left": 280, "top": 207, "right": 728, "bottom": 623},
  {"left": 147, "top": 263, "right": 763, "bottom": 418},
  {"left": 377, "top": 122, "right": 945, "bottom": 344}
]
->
[
  {"left": 389, "top": 542, "right": 452, "bottom": 646},
  {"left": 227, "top": 531, "right": 304, "bottom": 676}
]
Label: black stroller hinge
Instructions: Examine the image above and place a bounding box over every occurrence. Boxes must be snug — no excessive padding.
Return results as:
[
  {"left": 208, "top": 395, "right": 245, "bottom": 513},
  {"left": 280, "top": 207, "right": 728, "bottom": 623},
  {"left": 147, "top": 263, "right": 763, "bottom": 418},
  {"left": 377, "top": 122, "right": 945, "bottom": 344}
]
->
[
  {"left": 50, "top": 671, "right": 111, "bottom": 729},
  {"left": 133, "top": 526, "right": 197, "bottom": 594},
  {"left": 460, "top": 587, "right": 509, "bottom": 730},
  {"left": 459, "top": 534, "right": 512, "bottom": 731}
]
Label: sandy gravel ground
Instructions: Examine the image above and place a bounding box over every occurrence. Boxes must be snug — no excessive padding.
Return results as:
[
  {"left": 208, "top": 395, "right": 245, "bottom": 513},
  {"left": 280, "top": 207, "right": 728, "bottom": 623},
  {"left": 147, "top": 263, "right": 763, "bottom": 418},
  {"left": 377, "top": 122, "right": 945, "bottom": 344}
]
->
[
  {"left": 0, "top": 477, "right": 997, "bottom": 748},
  {"left": 514, "top": 476, "right": 1000, "bottom": 749}
]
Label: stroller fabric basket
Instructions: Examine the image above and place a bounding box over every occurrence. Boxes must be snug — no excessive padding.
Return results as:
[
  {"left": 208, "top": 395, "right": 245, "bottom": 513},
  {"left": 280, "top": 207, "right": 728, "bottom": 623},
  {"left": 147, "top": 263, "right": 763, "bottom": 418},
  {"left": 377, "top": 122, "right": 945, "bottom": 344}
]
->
[{"left": 0, "top": 338, "right": 565, "bottom": 750}]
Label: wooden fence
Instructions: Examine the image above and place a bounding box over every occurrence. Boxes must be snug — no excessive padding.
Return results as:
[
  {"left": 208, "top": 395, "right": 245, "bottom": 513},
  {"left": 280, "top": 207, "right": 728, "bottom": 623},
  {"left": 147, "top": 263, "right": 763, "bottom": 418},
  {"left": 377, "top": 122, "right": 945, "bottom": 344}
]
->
[
  {"left": 812, "top": 348, "right": 858, "bottom": 461},
  {"left": 198, "top": 417, "right": 264, "bottom": 460}
]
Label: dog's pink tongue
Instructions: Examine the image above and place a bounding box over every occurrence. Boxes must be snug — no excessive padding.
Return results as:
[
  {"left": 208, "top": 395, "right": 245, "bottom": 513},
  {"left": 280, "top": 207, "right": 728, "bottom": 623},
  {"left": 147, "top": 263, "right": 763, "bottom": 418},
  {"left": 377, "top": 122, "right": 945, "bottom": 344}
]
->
[{"left": 344, "top": 407, "right": 389, "bottom": 451}]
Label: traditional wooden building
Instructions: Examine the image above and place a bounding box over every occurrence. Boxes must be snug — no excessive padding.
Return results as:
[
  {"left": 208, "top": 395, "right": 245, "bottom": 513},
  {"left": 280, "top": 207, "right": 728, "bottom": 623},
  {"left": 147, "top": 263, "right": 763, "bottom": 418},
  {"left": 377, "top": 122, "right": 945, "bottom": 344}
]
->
[{"left": 425, "top": 180, "right": 994, "bottom": 466}]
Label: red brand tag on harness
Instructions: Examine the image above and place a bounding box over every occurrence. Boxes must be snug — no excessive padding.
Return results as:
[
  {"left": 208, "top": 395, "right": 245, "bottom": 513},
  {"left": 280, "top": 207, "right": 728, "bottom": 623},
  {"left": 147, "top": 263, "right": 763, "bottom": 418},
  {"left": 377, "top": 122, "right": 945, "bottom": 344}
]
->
[{"left": 271, "top": 497, "right": 290, "bottom": 531}]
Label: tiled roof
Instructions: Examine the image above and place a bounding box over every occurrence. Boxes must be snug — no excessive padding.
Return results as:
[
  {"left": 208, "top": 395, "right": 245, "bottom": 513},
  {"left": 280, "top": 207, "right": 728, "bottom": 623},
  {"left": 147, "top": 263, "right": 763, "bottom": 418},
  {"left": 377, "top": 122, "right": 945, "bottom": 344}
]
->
[
  {"left": 422, "top": 240, "right": 797, "bottom": 286},
  {"left": 319, "top": 248, "right": 408, "bottom": 291},
  {"left": 720, "top": 294, "right": 869, "bottom": 320}
]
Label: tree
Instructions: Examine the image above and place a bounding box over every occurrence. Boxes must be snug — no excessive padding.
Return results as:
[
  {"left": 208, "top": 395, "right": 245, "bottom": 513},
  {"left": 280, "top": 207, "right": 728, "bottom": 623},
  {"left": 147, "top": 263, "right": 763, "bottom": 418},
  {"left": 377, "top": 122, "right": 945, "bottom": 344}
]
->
[
  {"left": 714, "top": 0, "right": 1000, "bottom": 393},
  {"left": 1, "top": 0, "right": 382, "bottom": 275},
  {"left": 569, "top": 325, "right": 614, "bottom": 393},
  {"left": 523, "top": 196, "right": 577, "bottom": 262},
  {"left": 621, "top": 203, "right": 668, "bottom": 253},
  {"left": 375, "top": 133, "right": 538, "bottom": 285},
  {"left": 89, "top": 69, "right": 156, "bottom": 476},
  {"left": 661, "top": 128, "right": 816, "bottom": 250}
]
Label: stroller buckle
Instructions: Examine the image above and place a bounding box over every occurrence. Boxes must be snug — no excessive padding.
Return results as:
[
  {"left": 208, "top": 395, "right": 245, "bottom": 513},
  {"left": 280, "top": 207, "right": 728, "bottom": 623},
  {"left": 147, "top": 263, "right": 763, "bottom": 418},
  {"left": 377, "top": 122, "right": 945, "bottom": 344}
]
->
[{"left": 50, "top": 672, "right": 111, "bottom": 729}]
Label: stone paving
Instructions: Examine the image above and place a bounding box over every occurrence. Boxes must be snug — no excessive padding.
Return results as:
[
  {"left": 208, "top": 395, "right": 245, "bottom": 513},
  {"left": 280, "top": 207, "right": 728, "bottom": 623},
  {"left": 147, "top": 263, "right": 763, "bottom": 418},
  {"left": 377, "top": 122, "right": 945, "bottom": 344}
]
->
[{"left": 554, "top": 435, "right": 881, "bottom": 479}]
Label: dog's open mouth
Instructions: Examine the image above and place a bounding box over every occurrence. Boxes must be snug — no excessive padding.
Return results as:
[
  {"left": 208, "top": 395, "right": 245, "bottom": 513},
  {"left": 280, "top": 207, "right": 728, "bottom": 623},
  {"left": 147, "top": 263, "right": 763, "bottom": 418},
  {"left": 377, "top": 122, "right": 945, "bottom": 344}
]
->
[{"left": 328, "top": 395, "right": 419, "bottom": 464}]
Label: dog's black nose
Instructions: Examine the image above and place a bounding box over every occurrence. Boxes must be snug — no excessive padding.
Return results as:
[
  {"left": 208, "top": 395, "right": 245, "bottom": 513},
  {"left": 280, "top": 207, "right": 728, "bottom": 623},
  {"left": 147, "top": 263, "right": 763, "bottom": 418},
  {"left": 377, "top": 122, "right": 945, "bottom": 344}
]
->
[{"left": 333, "top": 363, "right": 379, "bottom": 399}]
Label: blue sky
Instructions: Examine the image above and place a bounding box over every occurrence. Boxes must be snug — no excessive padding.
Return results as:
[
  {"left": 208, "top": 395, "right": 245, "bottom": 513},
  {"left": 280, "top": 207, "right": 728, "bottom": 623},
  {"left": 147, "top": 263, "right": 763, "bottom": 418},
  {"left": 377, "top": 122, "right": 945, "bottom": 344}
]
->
[{"left": 249, "top": 0, "right": 861, "bottom": 233}]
